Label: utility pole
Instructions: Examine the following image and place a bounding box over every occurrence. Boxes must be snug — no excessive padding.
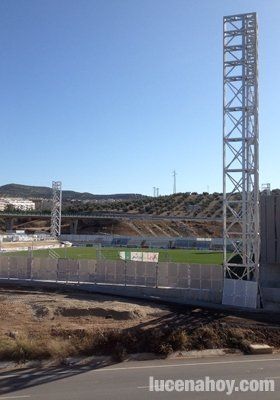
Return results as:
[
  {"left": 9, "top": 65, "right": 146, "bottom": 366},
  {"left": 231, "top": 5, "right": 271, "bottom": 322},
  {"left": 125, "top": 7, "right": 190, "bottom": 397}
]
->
[
  {"left": 153, "top": 187, "right": 159, "bottom": 197},
  {"left": 172, "top": 170, "right": 177, "bottom": 194}
]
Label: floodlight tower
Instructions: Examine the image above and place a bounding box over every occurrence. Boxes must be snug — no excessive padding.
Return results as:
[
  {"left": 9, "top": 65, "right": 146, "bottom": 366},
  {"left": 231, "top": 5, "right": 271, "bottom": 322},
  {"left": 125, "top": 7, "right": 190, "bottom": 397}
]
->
[
  {"left": 261, "top": 183, "right": 271, "bottom": 196},
  {"left": 51, "top": 181, "right": 62, "bottom": 238},
  {"left": 223, "top": 13, "right": 260, "bottom": 283}
]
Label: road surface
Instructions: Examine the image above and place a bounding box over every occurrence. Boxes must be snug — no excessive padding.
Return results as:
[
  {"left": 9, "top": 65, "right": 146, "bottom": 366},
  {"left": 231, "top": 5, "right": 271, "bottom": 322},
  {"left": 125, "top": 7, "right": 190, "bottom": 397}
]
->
[{"left": 1, "top": 354, "right": 280, "bottom": 399}]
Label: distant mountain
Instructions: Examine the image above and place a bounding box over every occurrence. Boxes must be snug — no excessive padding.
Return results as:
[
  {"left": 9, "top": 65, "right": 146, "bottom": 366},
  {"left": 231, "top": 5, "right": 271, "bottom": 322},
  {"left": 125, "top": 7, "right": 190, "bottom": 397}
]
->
[{"left": 0, "top": 184, "right": 144, "bottom": 201}]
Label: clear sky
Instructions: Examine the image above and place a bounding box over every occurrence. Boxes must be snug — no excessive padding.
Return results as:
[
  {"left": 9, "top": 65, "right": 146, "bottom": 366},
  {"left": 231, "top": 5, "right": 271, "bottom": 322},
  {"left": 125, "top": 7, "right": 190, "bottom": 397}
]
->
[{"left": 0, "top": 0, "right": 279, "bottom": 195}]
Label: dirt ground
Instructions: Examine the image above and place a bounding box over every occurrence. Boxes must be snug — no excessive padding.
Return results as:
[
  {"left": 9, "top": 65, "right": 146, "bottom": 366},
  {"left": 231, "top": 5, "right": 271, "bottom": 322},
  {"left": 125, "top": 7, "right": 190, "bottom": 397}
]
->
[
  {"left": 8, "top": 216, "right": 223, "bottom": 237},
  {"left": 0, "top": 287, "right": 170, "bottom": 338},
  {"left": 1, "top": 285, "right": 280, "bottom": 361},
  {"left": 0, "top": 240, "right": 60, "bottom": 251}
]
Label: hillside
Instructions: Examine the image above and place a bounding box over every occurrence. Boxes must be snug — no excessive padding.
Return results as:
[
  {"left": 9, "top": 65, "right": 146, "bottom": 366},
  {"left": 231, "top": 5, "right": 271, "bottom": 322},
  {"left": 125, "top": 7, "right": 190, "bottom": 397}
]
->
[
  {"left": 64, "top": 192, "right": 224, "bottom": 218},
  {"left": 63, "top": 189, "right": 280, "bottom": 218},
  {"left": 0, "top": 184, "right": 144, "bottom": 201},
  {"left": 1, "top": 186, "right": 279, "bottom": 238}
]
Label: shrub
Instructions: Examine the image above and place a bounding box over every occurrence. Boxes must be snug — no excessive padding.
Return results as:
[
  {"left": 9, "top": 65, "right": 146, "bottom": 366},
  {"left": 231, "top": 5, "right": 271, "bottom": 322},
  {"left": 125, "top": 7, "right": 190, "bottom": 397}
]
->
[
  {"left": 167, "top": 330, "right": 189, "bottom": 351},
  {"left": 112, "top": 343, "right": 127, "bottom": 362},
  {"left": 0, "top": 336, "right": 50, "bottom": 362},
  {"left": 157, "top": 343, "right": 173, "bottom": 356},
  {"left": 191, "top": 326, "right": 221, "bottom": 350}
]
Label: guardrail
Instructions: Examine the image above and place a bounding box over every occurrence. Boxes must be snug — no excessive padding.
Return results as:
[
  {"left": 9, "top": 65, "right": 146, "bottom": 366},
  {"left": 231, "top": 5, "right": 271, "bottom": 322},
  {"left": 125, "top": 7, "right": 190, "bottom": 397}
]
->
[{"left": 0, "top": 211, "right": 223, "bottom": 222}]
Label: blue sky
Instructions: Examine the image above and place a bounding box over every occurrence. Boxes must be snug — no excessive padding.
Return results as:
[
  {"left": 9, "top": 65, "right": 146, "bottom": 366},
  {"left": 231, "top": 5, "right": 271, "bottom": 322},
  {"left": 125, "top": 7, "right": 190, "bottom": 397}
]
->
[{"left": 0, "top": 0, "right": 279, "bottom": 195}]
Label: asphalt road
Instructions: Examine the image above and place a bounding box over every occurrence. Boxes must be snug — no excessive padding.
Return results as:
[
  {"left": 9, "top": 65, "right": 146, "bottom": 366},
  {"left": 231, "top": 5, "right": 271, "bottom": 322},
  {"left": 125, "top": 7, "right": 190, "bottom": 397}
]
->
[{"left": 1, "top": 354, "right": 280, "bottom": 399}]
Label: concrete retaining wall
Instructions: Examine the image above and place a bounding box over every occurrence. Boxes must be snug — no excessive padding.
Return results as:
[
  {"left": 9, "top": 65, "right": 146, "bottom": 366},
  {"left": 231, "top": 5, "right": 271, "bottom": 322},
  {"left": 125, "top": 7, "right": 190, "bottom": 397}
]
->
[
  {"left": 259, "top": 195, "right": 280, "bottom": 310},
  {"left": 260, "top": 263, "right": 280, "bottom": 310},
  {"left": 260, "top": 195, "right": 280, "bottom": 264}
]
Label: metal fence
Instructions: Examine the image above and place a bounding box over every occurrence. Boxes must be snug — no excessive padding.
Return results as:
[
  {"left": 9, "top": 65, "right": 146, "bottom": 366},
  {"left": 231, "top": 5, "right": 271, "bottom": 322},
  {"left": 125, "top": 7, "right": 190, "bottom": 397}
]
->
[
  {"left": 60, "top": 234, "right": 225, "bottom": 251},
  {"left": 0, "top": 256, "right": 224, "bottom": 304}
]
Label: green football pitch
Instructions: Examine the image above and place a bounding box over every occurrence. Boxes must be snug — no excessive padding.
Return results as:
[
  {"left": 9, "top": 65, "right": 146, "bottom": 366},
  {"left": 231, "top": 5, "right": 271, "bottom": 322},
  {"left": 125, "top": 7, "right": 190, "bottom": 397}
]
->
[{"left": 6, "top": 246, "right": 224, "bottom": 265}]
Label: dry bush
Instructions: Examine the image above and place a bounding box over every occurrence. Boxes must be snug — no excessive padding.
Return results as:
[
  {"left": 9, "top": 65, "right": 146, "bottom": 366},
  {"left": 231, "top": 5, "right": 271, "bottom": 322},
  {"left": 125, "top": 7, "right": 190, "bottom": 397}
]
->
[
  {"left": 0, "top": 337, "right": 17, "bottom": 360},
  {"left": 239, "top": 339, "right": 252, "bottom": 354},
  {"left": 167, "top": 330, "right": 189, "bottom": 351},
  {"left": 112, "top": 343, "right": 128, "bottom": 362},
  {"left": 0, "top": 322, "right": 278, "bottom": 362},
  {"left": 0, "top": 335, "right": 50, "bottom": 362},
  {"left": 190, "top": 325, "right": 222, "bottom": 350},
  {"left": 47, "top": 339, "right": 75, "bottom": 360},
  {"left": 157, "top": 343, "right": 173, "bottom": 356},
  {"left": 223, "top": 327, "right": 247, "bottom": 349}
]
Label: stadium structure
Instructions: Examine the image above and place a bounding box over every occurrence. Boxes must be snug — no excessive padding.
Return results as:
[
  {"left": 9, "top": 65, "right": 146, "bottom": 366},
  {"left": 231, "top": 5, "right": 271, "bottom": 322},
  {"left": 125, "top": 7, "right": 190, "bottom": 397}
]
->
[{"left": 0, "top": 12, "right": 279, "bottom": 310}]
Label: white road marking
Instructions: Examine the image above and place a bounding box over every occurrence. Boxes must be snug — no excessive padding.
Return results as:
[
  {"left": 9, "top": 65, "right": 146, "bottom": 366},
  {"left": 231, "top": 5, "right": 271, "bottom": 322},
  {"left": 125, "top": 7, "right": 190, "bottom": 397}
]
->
[
  {"left": 93, "top": 357, "right": 280, "bottom": 373},
  {"left": 0, "top": 396, "right": 31, "bottom": 399}
]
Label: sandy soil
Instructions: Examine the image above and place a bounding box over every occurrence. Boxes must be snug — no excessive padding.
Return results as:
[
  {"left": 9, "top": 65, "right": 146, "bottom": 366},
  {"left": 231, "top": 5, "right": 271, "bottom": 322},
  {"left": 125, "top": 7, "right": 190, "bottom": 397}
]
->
[
  {"left": 0, "top": 287, "right": 169, "bottom": 339},
  {"left": 0, "top": 240, "right": 60, "bottom": 250},
  {"left": 9, "top": 217, "right": 223, "bottom": 237},
  {"left": 1, "top": 286, "right": 280, "bottom": 361}
]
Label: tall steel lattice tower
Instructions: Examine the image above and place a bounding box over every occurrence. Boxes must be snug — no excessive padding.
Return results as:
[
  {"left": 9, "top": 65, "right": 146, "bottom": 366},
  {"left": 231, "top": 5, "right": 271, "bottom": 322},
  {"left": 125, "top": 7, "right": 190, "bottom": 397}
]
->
[
  {"left": 223, "top": 13, "right": 260, "bottom": 285},
  {"left": 51, "top": 181, "right": 62, "bottom": 238}
]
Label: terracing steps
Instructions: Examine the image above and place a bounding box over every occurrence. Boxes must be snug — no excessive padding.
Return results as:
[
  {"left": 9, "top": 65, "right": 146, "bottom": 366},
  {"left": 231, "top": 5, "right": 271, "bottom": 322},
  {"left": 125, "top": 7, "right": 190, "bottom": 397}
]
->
[{"left": 151, "top": 224, "right": 170, "bottom": 237}]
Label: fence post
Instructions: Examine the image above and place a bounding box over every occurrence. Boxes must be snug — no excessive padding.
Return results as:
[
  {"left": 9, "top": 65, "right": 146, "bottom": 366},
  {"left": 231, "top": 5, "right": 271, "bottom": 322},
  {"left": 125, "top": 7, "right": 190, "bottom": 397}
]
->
[
  {"left": 77, "top": 260, "right": 80, "bottom": 285},
  {"left": 94, "top": 260, "right": 97, "bottom": 285},
  {"left": 66, "top": 261, "right": 69, "bottom": 284},
  {"left": 56, "top": 258, "right": 59, "bottom": 283},
  {"left": 124, "top": 260, "right": 127, "bottom": 287},
  {"left": 187, "top": 264, "right": 191, "bottom": 289},
  {"left": 30, "top": 253, "right": 34, "bottom": 281},
  {"left": 155, "top": 262, "right": 159, "bottom": 288},
  {"left": 8, "top": 256, "right": 10, "bottom": 280}
]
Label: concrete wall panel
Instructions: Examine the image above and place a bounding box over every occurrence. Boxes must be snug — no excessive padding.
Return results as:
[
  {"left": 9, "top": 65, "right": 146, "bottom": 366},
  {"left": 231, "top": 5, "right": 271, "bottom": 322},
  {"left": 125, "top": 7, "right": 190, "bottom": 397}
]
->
[
  {"left": 9, "top": 256, "right": 30, "bottom": 279},
  {"left": 115, "top": 261, "right": 125, "bottom": 284},
  {"left": 57, "top": 259, "right": 79, "bottom": 283},
  {"left": 0, "top": 256, "right": 9, "bottom": 278},
  {"left": 157, "top": 263, "right": 169, "bottom": 287},
  {"left": 167, "top": 263, "right": 178, "bottom": 287},
  {"left": 95, "top": 261, "right": 107, "bottom": 284},
  {"left": 79, "top": 259, "right": 96, "bottom": 283},
  {"left": 177, "top": 264, "right": 190, "bottom": 289},
  {"left": 276, "top": 197, "right": 280, "bottom": 263},
  {"left": 223, "top": 279, "right": 258, "bottom": 308},
  {"left": 260, "top": 196, "right": 267, "bottom": 263},
  {"left": 126, "top": 261, "right": 137, "bottom": 285},
  {"left": 32, "top": 258, "right": 58, "bottom": 281}
]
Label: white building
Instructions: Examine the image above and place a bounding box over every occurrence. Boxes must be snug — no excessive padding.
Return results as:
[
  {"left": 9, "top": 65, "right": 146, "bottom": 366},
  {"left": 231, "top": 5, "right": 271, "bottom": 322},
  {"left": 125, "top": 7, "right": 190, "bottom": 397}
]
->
[{"left": 0, "top": 198, "right": 36, "bottom": 211}]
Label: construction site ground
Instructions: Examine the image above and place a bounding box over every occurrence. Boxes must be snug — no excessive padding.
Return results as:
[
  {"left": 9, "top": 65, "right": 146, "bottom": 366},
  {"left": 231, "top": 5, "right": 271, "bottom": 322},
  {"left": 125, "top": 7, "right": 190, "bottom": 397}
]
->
[{"left": 1, "top": 285, "right": 280, "bottom": 362}]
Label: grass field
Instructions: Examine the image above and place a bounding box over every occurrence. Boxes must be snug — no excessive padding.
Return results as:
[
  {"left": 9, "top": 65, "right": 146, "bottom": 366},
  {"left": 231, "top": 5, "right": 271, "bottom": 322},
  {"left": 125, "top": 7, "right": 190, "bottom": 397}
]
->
[{"left": 5, "top": 246, "right": 224, "bottom": 265}]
